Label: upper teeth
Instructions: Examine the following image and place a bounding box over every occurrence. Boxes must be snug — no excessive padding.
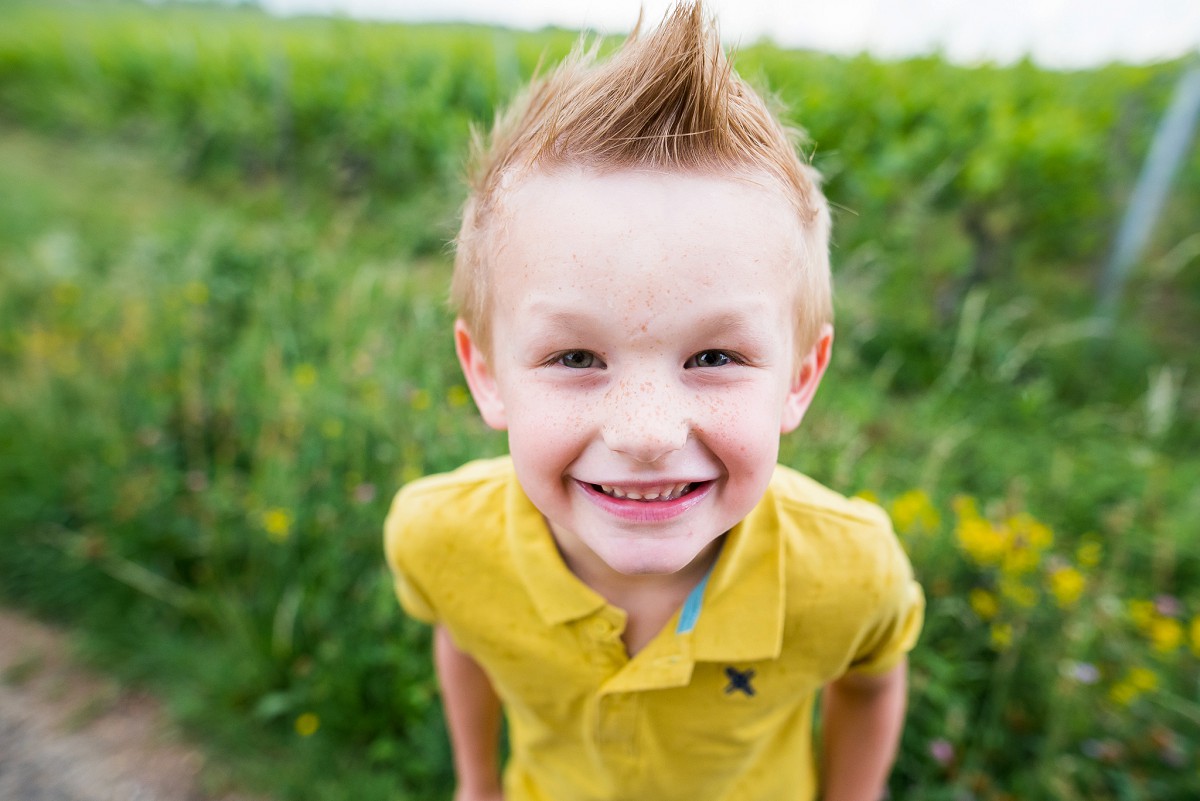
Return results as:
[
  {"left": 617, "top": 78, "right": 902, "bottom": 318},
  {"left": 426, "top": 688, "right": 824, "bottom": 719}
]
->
[{"left": 598, "top": 483, "right": 693, "bottom": 501}]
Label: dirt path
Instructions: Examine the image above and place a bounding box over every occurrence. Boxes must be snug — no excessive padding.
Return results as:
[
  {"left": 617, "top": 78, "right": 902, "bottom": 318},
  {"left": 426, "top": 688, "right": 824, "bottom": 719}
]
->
[{"left": 0, "top": 610, "right": 265, "bottom": 801}]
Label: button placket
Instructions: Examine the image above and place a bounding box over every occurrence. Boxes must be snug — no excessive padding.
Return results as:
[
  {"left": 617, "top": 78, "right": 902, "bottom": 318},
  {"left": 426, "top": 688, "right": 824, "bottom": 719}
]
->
[
  {"left": 589, "top": 617, "right": 614, "bottom": 638},
  {"left": 579, "top": 609, "right": 627, "bottom": 669},
  {"left": 595, "top": 692, "right": 639, "bottom": 751}
]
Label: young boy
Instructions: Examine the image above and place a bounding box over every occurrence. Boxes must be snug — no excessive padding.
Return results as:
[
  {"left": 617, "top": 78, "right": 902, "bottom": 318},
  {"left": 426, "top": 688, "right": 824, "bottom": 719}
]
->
[{"left": 384, "top": 4, "right": 924, "bottom": 800}]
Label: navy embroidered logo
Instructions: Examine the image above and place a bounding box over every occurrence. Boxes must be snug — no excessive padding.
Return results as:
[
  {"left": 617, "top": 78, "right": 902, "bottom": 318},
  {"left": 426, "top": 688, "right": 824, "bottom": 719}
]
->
[{"left": 724, "top": 666, "right": 756, "bottom": 697}]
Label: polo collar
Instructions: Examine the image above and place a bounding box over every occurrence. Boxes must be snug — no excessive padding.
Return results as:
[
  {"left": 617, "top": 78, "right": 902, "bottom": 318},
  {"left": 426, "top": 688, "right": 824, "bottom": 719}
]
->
[
  {"left": 506, "top": 467, "right": 786, "bottom": 662},
  {"left": 507, "top": 473, "right": 608, "bottom": 625},
  {"left": 690, "top": 487, "right": 785, "bottom": 663}
]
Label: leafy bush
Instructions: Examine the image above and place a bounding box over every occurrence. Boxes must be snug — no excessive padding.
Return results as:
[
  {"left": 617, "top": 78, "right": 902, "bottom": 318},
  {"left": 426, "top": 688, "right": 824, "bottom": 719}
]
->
[{"left": 1, "top": 3, "right": 1197, "bottom": 799}]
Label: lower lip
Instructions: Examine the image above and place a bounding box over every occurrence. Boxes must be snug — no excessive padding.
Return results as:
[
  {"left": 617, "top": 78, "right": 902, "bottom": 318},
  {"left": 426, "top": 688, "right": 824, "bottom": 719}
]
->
[{"left": 576, "top": 480, "right": 714, "bottom": 523}]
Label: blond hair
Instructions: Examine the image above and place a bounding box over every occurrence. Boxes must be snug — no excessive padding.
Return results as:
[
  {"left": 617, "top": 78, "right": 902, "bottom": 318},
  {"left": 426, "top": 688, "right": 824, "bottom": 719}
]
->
[{"left": 452, "top": 1, "right": 832, "bottom": 358}]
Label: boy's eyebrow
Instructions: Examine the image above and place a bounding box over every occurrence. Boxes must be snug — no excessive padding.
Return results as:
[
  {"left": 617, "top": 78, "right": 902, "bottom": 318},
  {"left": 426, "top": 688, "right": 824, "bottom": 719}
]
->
[
  {"left": 520, "top": 308, "right": 599, "bottom": 336},
  {"left": 692, "top": 310, "right": 778, "bottom": 338},
  {"left": 522, "top": 306, "right": 779, "bottom": 341}
]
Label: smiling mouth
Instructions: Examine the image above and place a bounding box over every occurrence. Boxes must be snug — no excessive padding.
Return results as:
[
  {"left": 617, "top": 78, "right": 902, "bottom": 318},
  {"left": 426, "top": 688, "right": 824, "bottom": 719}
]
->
[{"left": 590, "top": 482, "right": 699, "bottom": 502}]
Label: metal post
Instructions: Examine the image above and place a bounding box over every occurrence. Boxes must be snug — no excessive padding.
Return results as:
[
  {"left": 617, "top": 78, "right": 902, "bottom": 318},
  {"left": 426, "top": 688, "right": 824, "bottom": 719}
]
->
[{"left": 1097, "top": 57, "right": 1200, "bottom": 331}]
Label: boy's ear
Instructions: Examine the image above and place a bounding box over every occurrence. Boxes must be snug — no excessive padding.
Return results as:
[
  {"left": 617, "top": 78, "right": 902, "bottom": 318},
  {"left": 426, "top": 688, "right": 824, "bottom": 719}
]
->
[
  {"left": 781, "top": 324, "right": 833, "bottom": 434},
  {"left": 454, "top": 319, "right": 508, "bottom": 431}
]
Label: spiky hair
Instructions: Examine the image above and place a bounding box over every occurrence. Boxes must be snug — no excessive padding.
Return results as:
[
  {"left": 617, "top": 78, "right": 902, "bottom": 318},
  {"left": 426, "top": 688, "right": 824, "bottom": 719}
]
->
[{"left": 452, "top": 1, "right": 832, "bottom": 357}]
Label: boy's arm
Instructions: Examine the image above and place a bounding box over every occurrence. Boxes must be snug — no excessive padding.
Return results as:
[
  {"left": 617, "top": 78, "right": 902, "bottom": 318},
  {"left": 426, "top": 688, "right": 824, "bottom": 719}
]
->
[
  {"left": 818, "top": 659, "right": 908, "bottom": 801},
  {"left": 435, "top": 625, "right": 505, "bottom": 801}
]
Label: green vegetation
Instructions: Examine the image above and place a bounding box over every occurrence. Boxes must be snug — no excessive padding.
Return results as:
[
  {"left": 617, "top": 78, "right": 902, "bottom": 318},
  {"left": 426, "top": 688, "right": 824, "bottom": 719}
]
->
[{"left": 1, "top": 3, "right": 1197, "bottom": 799}]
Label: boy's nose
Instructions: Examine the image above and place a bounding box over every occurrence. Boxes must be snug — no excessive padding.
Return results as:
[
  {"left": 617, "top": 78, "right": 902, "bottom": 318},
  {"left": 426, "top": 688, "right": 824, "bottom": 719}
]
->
[{"left": 599, "top": 380, "right": 690, "bottom": 464}]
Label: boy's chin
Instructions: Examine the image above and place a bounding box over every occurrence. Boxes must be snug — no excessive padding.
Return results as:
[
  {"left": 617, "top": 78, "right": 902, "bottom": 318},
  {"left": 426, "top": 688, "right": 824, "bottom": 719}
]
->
[
  {"left": 602, "top": 557, "right": 688, "bottom": 577},
  {"left": 593, "top": 539, "right": 718, "bottom": 578}
]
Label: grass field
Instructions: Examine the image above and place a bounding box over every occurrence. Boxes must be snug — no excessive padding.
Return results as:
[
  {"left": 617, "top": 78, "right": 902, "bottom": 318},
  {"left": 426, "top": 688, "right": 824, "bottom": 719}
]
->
[{"left": 1, "top": 4, "right": 1199, "bottom": 799}]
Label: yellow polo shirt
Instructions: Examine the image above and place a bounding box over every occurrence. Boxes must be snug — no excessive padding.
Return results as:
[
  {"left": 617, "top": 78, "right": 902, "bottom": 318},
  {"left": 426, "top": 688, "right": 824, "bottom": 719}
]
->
[{"left": 384, "top": 457, "right": 923, "bottom": 801}]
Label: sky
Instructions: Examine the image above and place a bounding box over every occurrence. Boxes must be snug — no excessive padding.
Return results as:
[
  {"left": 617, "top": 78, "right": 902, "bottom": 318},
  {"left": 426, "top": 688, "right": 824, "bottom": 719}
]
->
[{"left": 255, "top": 0, "right": 1200, "bottom": 68}]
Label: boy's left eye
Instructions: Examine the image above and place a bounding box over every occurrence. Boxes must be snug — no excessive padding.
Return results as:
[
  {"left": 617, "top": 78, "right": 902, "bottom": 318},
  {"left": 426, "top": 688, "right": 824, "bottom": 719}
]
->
[
  {"left": 686, "top": 350, "right": 733, "bottom": 368},
  {"left": 556, "top": 350, "right": 598, "bottom": 369}
]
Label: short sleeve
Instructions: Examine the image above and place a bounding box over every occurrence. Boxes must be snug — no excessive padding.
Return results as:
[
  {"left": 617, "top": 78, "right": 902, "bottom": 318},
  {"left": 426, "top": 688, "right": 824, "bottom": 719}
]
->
[
  {"left": 848, "top": 577, "right": 924, "bottom": 676},
  {"left": 847, "top": 534, "right": 925, "bottom": 676},
  {"left": 383, "top": 488, "right": 439, "bottom": 625}
]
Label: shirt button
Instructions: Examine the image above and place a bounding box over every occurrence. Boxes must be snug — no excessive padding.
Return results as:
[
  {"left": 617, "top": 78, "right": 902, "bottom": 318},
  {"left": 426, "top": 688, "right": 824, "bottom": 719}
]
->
[
  {"left": 589, "top": 619, "right": 613, "bottom": 638},
  {"left": 587, "top": 650, "right": 612, "bottom": 666}
]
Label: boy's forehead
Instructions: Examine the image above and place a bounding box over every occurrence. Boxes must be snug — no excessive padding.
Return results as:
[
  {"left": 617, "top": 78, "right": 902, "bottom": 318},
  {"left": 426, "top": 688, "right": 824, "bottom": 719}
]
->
[
  {"left": 482, "top": 169, "right": 804, "bottom": 342},
  {"left": 503, "top": 165, "right": 795, "bottom": 215},
  {"left": 492, "top": 168, "right": 801, "bottom": 274}
]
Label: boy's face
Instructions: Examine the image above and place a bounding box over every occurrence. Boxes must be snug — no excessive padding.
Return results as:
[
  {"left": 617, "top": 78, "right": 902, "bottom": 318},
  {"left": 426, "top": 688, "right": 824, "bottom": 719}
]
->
[{"left": 457, "top": 170, "right": 831, "bottom": 579}]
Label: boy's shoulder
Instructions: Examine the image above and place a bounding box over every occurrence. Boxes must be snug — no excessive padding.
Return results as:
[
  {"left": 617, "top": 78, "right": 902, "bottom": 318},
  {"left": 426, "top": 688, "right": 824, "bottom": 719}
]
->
[
  {"left": 766, "top": 463, "right": 891, "bottom": 534},
  {"left": 384, "top": 456, "right": 513, "bottom": 553},
  {"left": 763, "top": 466, "right": 922, "bottom": 676},
  {"left": 763, "top": 464, "right": 910, "bottom": 588},
  {"left": 394, "top": 455, "right": 513, "bottom": 498},
  {"left": 383, "top": 457, "right": 518, "bottom": 625}
]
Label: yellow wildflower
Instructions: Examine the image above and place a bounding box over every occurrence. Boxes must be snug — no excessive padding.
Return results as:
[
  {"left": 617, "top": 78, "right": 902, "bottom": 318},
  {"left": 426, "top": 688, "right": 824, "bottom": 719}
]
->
[
  {"left": 1128, "top": 599, "right": 1156, "bottom": 631},
  {"left": 1076, "top": 538, "right": 1103, "bottom": 568},
  {"left": 1128, "top": 667, "right": 1158, "bottom": 692},
  {"left": 969, "top": 588, "right": 999, "bottom": 620},
  {"left": 890, "top": 489, "right": 941, "bottom": 535},
  {"left": 1048, "top": 566, "right": 1085, "bottom": 608},
  {"left": 1148, "top": 617, "right": 1183, "bottom": 654},
  {"left": 956, "top": 516, "right": 1008, "bottom": 567},
  {"left": 1000, "top": 577, "right": 1038, "bottom": 609},
  {"left": 359, "top": 380, "right": 383, "bottom": 410},
  {"left": 987, "top": 515, "right": 1052, "bottom": 577},
  {"left": 183, "top": 280, "right": 209, "bottom": 305},
  {"left": 1109, "top": 681, "right": 1138, "bottom": 707},
  {"left": 447, "top": 384, "right": 471, "bottom": 408},
  {"left": 295, "top": 712, "right": 320, "bottom": 737},
  {"left": 990, "top": 623, "right": 1013, "bottom": 651},
  {"left": 1001, "top": 544, "right": 1041, "bottom": 576},
  {"left": 1108, "top": 667, "right": 1158, "bottom": 707},
  {"left": 854, "top": 489, "right": 880, "bottom": 505},
  {"left": 410, "top": 388, "right": 431, "bottom": 411},
  {"left": 292, "top": 363, "right": 318, "bottom": 389},
  {"left": 952, "top": 495, "right": 981, "bottom": 521},
  {"left": 1009, "top": 514, "right": 1053, "bottom": 551},
  {"left": 53, "top": 281, "right": 81, "bottom": 306},
  {"left": 262, "top": 508, "right": 292, "bottom": 542},
  {"left": 321, "top": 418, "right": 344, "bottom": 439}
]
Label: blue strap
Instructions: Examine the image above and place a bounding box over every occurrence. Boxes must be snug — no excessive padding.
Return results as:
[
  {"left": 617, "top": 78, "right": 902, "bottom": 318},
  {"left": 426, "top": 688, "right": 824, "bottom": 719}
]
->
[{"left": 676, "top": 564, "right": 716, "bottom": 635}]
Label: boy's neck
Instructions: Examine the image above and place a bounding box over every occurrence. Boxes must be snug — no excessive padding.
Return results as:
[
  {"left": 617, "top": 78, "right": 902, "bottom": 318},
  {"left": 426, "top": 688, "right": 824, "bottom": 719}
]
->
[
  {"left": 553, "top": 524, "right": 723, "bottom": 595},
  {"left": 549, "top": 523, "right": 725, "bottom": 655}
]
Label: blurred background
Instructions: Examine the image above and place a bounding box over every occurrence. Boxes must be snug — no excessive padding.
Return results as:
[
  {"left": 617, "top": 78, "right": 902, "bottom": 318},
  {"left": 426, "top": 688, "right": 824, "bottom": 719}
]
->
[
  {"left": 260, "top": 0, "right": 1200, "bottom": 67},
  {"left": 1, "top": 1, "right": 1197, "bottom": 799}
]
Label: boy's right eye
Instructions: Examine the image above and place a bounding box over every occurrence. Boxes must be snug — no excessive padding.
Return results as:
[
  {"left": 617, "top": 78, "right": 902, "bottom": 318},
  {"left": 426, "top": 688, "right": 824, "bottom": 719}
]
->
[{"left": 557, "top": 350, "right": 597, "bottom": 369}]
